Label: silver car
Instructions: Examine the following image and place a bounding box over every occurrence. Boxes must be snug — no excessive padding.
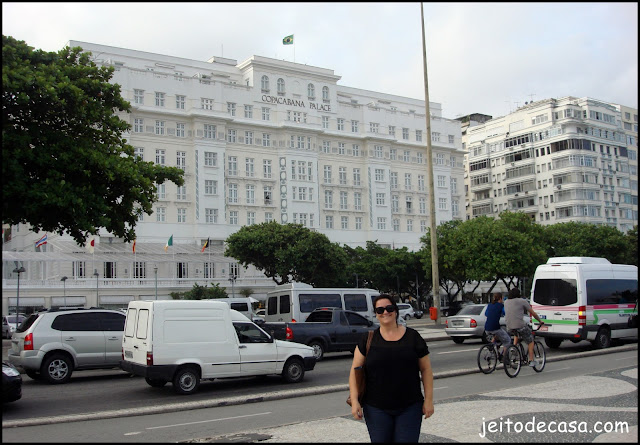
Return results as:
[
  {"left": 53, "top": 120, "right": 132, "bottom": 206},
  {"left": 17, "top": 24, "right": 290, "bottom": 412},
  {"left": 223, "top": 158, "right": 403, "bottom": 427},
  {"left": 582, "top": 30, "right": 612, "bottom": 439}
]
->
[
  {"left": 397, "top": 303, "right": 416, "bottom": 320},
  {"left": 445, "top": 303, "right": 529, "bottom": 344},
  {"left": 2, "top": 315, "right": 26, "bottom": 339},
  {"left": 8, "top": 309, "right": 125, "bottom": 384}
]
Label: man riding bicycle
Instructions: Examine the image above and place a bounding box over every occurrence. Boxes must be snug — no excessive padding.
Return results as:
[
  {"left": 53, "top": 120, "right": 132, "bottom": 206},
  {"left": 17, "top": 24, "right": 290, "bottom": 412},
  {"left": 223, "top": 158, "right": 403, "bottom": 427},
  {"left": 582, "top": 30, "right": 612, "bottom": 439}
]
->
[
  {"left": 485, "top": 292, "right": 510, "bottom": 359},
  {"left": 504, "top": 288, "right": 544, "bottom": 367}
]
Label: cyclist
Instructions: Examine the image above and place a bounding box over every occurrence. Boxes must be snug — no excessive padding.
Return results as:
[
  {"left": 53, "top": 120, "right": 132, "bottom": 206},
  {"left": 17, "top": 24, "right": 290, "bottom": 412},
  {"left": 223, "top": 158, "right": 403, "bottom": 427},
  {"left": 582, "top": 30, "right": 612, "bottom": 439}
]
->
[
  {"left": 485, "top": 292, "right": 510, "bottom": 359},
  {"left": 504, "top": 287, "right": 544, "bottom": 367}
]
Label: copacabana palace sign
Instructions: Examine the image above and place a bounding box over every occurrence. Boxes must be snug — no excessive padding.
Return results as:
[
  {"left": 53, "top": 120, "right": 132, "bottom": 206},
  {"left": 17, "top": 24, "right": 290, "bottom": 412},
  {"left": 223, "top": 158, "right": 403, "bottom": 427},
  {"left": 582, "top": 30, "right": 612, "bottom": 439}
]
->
[{"left": 261, "top": 94, "right": 331, "bottom": 112}]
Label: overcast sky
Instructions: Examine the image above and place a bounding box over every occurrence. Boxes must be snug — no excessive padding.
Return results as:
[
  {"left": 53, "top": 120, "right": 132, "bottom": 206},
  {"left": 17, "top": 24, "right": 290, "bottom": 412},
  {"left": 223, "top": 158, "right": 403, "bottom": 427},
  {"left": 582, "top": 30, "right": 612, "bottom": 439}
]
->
[{"left": 3, "top": 2, "right": 637, "bottom": 119}]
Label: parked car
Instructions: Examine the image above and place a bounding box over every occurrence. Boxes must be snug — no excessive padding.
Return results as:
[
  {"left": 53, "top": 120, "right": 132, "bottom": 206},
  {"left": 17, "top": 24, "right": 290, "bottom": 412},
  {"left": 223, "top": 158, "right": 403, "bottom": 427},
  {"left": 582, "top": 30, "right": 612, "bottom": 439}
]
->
[
  {"left": 8, "top": 308, "right": 126, "bottom": 384},
  {"left": 2, "top": 314, "right": 26, "bottom": 339},
  {"left": 444, "top": 303, "right": 530, "bottom": 344},
  {"left": 414, "top": 309, "right": 424, "bottom": 319},
  {"left": 397, "top": 303, "right": 417, "bottom": 320},
  {"left": 2, "top": 361, "right": 22, "bottom": 403}
]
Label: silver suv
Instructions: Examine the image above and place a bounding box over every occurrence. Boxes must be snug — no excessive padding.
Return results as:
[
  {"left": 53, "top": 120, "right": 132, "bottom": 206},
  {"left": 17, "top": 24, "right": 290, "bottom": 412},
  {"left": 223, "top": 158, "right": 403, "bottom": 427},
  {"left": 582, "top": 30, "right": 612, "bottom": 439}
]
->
[
  {"left": 8, "top": 309, "right": 125, "bottom": 384},
  {"left": 397, "top": 303, "right": 416, "bottom": 320}
]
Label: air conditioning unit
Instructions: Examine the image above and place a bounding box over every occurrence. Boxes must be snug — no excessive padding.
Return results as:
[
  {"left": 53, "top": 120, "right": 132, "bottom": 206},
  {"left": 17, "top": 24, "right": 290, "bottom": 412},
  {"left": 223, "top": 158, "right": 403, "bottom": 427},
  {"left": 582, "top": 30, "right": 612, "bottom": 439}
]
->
[
  {"left": 544, "top": 204, "right": 548, "bottom": 208},
  {"left": 525, "top": 191, "right": 529, "bottom": 194},
  {"left": 515, "top": 193, "right": 519, "bottom": 197},
  {"left": 556, "top": 185, "right": 561, "bottom": 190}
]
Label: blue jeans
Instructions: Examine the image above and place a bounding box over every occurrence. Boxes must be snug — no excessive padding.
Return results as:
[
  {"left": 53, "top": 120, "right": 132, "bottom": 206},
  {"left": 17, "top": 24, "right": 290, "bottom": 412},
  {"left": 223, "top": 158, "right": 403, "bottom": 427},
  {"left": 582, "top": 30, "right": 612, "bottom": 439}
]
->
[{"left": 363, "top": 400, "right": 423, "bottom": 442}]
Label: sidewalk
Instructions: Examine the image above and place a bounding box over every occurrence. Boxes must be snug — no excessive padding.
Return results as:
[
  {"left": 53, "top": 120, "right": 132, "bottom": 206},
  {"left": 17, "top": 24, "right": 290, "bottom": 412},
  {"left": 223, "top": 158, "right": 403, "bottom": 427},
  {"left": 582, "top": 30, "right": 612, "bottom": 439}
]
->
[{"left": 184, "top": 365, "right": 638, "bottom": 443}]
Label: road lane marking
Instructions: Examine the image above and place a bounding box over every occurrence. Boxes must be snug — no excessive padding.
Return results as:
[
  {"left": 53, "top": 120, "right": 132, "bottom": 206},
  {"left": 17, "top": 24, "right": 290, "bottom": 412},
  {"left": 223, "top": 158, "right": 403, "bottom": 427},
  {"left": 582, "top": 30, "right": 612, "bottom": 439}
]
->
[
  {"left": 124, "top": 432, "right": 142, "bottom": 436},
  {"left": 437, "top": 348, "right": 478, "bottom": 354},
  {"left": 434, "top": 386, "right": 448, "bottom": 390},
  {"left": 146, "top": 412, "right": 272, "bottom": 430},
  {"left": 615, "top": 356, "right": 636, "bottom": 361}
]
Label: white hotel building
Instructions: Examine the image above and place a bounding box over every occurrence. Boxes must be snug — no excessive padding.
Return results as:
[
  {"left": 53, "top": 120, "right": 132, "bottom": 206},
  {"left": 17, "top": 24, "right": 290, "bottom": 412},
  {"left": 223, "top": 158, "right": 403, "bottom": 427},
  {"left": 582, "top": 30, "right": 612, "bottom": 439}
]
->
[
  {"left": 2, "top": 41, "right": 465, "bottom": 314},
  {"left": 463, "top": 97, "right": 638, "bottom": 231}
]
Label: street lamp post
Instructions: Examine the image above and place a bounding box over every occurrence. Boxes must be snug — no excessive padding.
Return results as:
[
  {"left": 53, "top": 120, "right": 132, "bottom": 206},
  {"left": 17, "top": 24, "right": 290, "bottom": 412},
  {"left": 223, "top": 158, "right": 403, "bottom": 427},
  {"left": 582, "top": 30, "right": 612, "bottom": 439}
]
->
[
  {"left": 354, "top": 273, "right": 359, "bottom": 288},
  {"left": 228, "top": 273, "right": 237, "bottom": 298},
  {"left": 60, "top": 276, "right": 68, "bottom": 308},
  {"left": 93, "top": 270, "right": 99, "bottom": 306},
  {"left": 13, "top": 266, "right": 25, "bottom": 330},
  {"left": 154, "top": 265, "right": 158, "bottom": 300}
]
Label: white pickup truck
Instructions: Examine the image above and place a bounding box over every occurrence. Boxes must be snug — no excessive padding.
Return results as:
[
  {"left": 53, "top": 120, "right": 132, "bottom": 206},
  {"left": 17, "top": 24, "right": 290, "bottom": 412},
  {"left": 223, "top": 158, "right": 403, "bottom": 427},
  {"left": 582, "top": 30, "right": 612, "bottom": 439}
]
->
[{"left": 120, "top": 299, "right": 316, "bottom": 395}]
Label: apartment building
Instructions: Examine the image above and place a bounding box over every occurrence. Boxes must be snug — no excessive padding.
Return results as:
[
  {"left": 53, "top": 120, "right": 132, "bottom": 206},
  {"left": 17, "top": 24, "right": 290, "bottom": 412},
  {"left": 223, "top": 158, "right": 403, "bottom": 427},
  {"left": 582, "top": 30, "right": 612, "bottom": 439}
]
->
[
  {"left": 462, "top": 97, "right": 637, "bottom": 231},
  {"left": 2, "top": 41, "right": 464, "bottom": 314}
]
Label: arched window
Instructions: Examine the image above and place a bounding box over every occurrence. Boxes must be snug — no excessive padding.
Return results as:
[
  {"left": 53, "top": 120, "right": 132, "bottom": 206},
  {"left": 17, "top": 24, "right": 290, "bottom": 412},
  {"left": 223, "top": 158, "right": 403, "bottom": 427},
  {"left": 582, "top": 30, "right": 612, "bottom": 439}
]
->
[
  {"left": 277, "top": 78, "right": 285, "bottom": 94},
  {"left": 261, "top": 75, "right": 269, "bottom": 91},
  {"left": 307, "top": 83, "right": 315, "bottom": 99},
  {"left": 322, "top": 86, "right": 329, "bottom": 100}
]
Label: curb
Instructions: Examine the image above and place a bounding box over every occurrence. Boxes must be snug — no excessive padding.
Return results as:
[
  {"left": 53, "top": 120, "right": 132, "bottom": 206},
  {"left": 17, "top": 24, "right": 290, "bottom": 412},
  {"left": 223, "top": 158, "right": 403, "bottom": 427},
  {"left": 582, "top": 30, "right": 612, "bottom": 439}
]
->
[{"left": 3, "top": 343, "right": 636, "bottom": 429}]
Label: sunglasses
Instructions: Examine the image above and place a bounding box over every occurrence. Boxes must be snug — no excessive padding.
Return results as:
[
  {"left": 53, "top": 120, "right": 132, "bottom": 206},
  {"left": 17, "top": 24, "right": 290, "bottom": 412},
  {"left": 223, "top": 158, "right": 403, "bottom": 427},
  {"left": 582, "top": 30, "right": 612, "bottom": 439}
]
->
[{"left": 375, "top": 305, "right": 396, "bottom": 314}]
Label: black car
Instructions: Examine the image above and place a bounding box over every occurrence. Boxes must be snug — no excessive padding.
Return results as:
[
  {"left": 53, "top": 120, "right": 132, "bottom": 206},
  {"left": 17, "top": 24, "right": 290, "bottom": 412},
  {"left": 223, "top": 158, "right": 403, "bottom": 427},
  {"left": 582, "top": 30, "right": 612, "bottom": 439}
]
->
[{"left": 3, "top": 361, "right": 22, "bottom": 403}]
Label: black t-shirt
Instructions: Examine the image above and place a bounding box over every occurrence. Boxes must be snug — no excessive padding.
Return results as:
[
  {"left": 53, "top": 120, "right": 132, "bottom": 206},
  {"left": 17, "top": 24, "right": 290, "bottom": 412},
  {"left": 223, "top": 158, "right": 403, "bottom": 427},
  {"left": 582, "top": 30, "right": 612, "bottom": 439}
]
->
[{"left": 357, "top": 327, "right": 429, "bottom": 410}]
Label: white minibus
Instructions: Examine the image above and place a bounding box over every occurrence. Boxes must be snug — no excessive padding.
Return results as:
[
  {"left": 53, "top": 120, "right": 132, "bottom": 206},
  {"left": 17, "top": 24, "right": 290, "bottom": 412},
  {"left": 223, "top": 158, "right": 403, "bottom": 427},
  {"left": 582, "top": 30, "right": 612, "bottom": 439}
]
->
[
  {"left": 264, "top": 282, "right": 380, "bottom": 324},
  {"left": 530, "top": 257, "right": 637, "bottom": 349}
]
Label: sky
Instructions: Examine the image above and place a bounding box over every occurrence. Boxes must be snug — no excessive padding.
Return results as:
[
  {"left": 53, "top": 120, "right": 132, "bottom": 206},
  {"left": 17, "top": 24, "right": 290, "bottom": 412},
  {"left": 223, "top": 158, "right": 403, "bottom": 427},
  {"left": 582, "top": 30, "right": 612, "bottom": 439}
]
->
[{"left": 3, "top": 2, "right": 638, "bottom": 119}]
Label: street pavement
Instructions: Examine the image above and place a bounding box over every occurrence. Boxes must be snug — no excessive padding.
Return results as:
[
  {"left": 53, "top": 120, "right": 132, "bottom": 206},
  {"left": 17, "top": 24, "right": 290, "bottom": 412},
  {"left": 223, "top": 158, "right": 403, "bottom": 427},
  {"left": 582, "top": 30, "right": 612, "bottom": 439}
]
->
[{"left": 3, "top": 318, "right": 638, "bottom": 442}]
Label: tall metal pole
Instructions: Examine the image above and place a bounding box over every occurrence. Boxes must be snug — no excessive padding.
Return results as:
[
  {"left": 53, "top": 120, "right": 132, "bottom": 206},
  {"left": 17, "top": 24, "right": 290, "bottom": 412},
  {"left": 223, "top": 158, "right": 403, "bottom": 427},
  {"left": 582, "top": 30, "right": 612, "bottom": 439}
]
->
[
  {"left": 154, "top": 266, "right": 158, "bottom": 300},
  {"left": 94, "top": 270, "right": 99, "bottom": 307},
  {"left": 13, "top": 266, "right": 25, "bottom": 328},
  {"left": 421, "top": 3, "right": 440, "bottom": 324},
  {"left": 61, "top": 276, "right": 68, "bottom": 308}
]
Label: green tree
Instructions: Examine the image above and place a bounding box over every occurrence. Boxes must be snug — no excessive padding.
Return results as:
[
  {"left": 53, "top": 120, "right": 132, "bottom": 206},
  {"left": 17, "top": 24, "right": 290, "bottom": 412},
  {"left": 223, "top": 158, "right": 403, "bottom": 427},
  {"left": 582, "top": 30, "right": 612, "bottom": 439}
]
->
[
  {"left": 625, "top": 225, "right": 638, "bottom": 266},
  {"left": 225, "top": 221, "right": 348, "bottom": 287},
  {"left": 2, "top": 36, "right": 183, "bottom": 245},
  {"left": 171, "top": 283, "right": 228, "bottom": 300}
]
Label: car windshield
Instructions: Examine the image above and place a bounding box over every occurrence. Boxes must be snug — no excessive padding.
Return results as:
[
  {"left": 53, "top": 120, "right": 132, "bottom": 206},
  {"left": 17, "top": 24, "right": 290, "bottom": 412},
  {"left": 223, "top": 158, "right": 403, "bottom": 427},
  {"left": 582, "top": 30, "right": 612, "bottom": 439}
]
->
[
  {"left": 16, "top": 313, "right": 40, "bottom": 333},
  {"left": 6, "top": 316, "right": 25, "bottom": 324},
  {"left": 456, "top": 305, "right": 484, "bottom": 316}
]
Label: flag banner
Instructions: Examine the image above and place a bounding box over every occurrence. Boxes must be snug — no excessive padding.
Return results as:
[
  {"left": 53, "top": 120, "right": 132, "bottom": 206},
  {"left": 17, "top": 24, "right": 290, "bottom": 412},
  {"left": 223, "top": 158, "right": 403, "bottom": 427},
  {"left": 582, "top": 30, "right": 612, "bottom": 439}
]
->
[
  {"left": 88, "top": 238, "right": 95, "bottom": 254},
  {"left": 201, "top": 237, "right": 210, "bottom": 253},
  {"left": 132, "top": 239, "right": 136, "bottom": 254},
  {"left": 283, "top": 35, "right": 294, "bottom": 45},
  {"left": 35, "top": 233, "right": 47, "bottom": 248},
  {"left": 164, "top": 235, "right": 173, "bottom": 252}
]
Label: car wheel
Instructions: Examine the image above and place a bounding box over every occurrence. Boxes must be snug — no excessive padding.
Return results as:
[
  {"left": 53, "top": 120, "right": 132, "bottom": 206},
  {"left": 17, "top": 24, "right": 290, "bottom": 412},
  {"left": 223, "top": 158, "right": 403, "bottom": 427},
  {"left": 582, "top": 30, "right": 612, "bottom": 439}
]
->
[
  {"left": 544, "top": 338, "right": 563, "bottom": 349},
  {"left": 451, "top": 337, "right": 465, "bottom": 344},
  {"left": 172, "top": 366, "right": 200, "bottom": 395},
  {"left": 404, "top": 314, "right": 411, "bottom": 320},
  {"left": 309, "top": 340, "right": 325, "bottom": 361},
  {"left": 145, "top": 377, "right": 168, "bottom": 388},
  {"left": 25, "top": 370, "right": 42, "bottom": 380},
  {"left": 282, "top": 357, "right": 305, "bottom": 383},
  {"left": 592, "top": 326, "right": 611, "bottom": 349},
  {"left": 41, "top": 353, "right": 73, "bottom": 384}
]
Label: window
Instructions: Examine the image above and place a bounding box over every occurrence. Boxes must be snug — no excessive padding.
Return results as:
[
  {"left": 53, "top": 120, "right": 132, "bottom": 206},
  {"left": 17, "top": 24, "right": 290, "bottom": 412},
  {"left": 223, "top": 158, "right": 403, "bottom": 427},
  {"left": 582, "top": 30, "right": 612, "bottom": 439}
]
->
[
  {"left": 155, "top": 92, "right": 165, "bottom": 107},
  {"left": 340, "top": 191, "right": 348, "bottom": 209},
  {"left": 353, "top": 168, "right": 361, "bottom": 186},
  {"left": 155, "top": 149, "right": 165, "bottom": 165},
  {"left": 324, "top": 165, "right": 332, "bottom": 184},
  {"left": 438, "top": 175, "right": 446, "bottom": 187},
  {"left": 227, "top": 102, "right": 236, "bottom": 116},
  {"left": 355, "top": 217, "right": 363, "bottom": 230},
  {"left": 439, "top": 197, "right": 448, "bottom": 210},
  {"left": 377, "top": 217, "right": 386, "bottom": 230},
  {"left": 322, "top": 116, "right": 329, "bottom": 129},
  {"left": 204, "top": 151, "right": 217, "bottom": 167},
  {"left": 156, "top": 207, "right": 165, "bottom": 222},
  {"left": 227, "top": 129, "right": 237, "bottom": 143},
  {"left": 155, "top": 120, "right": 165, "bottom": 135},
  {"left": 390, "top": 148, "right": 397, "bottom": 160},
  {"left": 229, "top": 211, "right": 238, "bottom": 225},
  {"left": 370, "top": 122, "right": 379, "bottom": 133},
  {"left": 228, "top": 156, "right": 237, "bottom": 176},
  {"left": 375, "top": 168, "right": 385, "bottom": 181},
  {"left": 403, "top": 150, "right": 410, "bottom": 162},
  {"left": 418, "top": 175, "right": 425, "bottom": 191},
  {"left": 177, "top": 208, "right": 186, "bottom": 223},
  {"left": 322, "top": 86, "right": 329, "bottom": 100},
  {"left": 337, "top": 118, "right": 345, "bottom": 131},
  {"left": 204, "top": 124, "right": 216, "bottom": 139},
  {"left": 134, "top": 89, "right": 144, "bottom": 105},
  {"left": 262, "top": 133, "right": 271, "bottom": 147},
  {"left": 402, "top": 128, "right": 409, "bottom": 140},
  {"left": 352, "top": 144, "right": 360, "bottom": 156},
  {"left": 228, "top": 184, "right": 238, "bottom": 203},
  {"left": 416, "top": 130, "right": 422, "bottom": 142},
  {"left": 246, "top": 184, "right": 255, "bottom": 204},
  {"left": 261, "top": 75, "right": 269, "bottom": 92},
  {"left": 247, "top": 211, "right": 256, "bottom": 225},
  {"left": 263, "top": 160, "right": 272, "bottom": 178},
  {"left": 205, "top": 180, "right": 218, "bottom": 195},
  {"left": 134, "top": 118, "right": 144, "bottom": 133},
  {"left": 338, "top": 143, "right": 345, "bottom": 155},
  {"left": 376, "top": 193, "right": 386, "bottom": 206},
  {"left": 339, "top": 167, "right": 347, "bottom": 184},
  {"left": 307, "top": 83, "right": 315, "bottom": 98},
  {"left": 176, "top": 152, "right": 186, "bottom": 171},
  {"left": 176, "top": 95, "right": 185, "bottom": 110},
  {"left": 448, "top": 135, "right": 455, "bottom": 144},
  {"left": 277, "top": 78, "right": 285, "bottom": 94},
  {"left": 375, "top": 145, "right": 383, "bottom": 158},
  {"left": 176, "top": 123, "right": 185, "bottom": 138},
  {"left": 389, "top": 126, "right": 396, "bottom": 137},
  {"left": 407, "top": 219, "right": 413, "bottom": 232},
  {"left": 134, "top": 147, "right": 143, "bottom": 160},
  {"left": 417, "top": 153, "right": 423, "bottom": 164},
  {"left": 244, "top": 105, "right": 253, "bottom": 118},
  {"left": 393, "top": 219, "right": 400, "bottom": 231},
  {"left": 325, "top": 215, "right": 334, "bottom": 229},
  {"left": 354, "top": 192, "right": 362, "bottom": 211},
  {"left": 351, "top": 120, "right": 359, "bottom": 133},
  {"left": 390, "top": 172, "right": 398, "bottom": 189},
  {"left": 324, "top": 190, "right": 333, "bottom": 209},
  {"left": 392, "top": 195, "right": 399, "bottom": 212},
  {"left": 405, "top": 173, "right": 412, "bottom": 190},
  {"left": 156, "top": 183, "right": 166, "bottom": 199},
  {"left": 264, "top": 186, "right": 272, "bottom": 204},
  {"left": 262, "top": 107, "right": 270, "bottom": 121},
  {"left": 341, "top": 216, "right": 349, "bottom": 229},
  {"left": 432, "top": 132, "right": 440, "bottom": 142}
]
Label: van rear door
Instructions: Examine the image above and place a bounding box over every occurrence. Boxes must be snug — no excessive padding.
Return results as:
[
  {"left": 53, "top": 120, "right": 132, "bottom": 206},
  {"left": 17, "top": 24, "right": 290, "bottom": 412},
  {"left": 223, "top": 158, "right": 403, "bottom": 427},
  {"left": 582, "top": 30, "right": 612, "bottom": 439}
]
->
[
  {"left": 531, "top": 267, "right": 580, "bottom": 337},
  {"left": 122, "top": 304, "right": 151, "bottom": 366}
]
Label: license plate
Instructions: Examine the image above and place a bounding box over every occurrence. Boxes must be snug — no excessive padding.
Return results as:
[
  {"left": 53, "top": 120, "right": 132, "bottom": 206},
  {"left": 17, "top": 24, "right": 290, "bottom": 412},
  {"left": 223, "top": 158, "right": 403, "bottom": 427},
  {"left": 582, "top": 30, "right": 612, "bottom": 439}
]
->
[
  {"left": 452, "top": 321, "right": 463, "bottom": 327},
  {"left": 124, "top": 350, "right": 133, "bottom": 358}
]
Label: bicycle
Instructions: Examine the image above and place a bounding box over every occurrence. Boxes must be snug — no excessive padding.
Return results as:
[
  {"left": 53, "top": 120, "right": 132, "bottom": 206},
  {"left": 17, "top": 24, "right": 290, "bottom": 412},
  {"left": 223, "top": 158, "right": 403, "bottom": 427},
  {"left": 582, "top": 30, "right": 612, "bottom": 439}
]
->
[
  {"left": 503, "top": 324, "right": 546, "bottom": 378},
  {"left": 477, "top": 332, "right": 505, "bottom": 374}
]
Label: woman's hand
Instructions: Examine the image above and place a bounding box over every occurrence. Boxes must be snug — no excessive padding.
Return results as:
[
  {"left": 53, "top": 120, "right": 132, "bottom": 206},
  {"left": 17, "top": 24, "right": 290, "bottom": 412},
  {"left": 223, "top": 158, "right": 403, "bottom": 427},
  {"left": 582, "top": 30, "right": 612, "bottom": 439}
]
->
[
  {"left": 351, "top": 400, "right": 363, "bottom": 420},
  {"left": 423, "top": 400, "right": 434, "bottom": 419}
]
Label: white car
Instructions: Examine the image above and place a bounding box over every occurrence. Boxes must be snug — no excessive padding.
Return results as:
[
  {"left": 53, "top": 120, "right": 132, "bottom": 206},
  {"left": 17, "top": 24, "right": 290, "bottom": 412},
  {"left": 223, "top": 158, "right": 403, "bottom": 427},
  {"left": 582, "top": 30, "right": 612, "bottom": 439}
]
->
[{"left": 397, "top": 303, "right": 416, "bottom": 320}]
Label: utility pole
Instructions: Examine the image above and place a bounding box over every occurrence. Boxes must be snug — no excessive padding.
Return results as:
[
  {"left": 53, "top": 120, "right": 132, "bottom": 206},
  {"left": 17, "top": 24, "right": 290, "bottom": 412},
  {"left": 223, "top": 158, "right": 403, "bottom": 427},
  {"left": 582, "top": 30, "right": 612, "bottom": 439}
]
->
[{"left": 421, "top": 3, "right": 440, "bottom": 324}]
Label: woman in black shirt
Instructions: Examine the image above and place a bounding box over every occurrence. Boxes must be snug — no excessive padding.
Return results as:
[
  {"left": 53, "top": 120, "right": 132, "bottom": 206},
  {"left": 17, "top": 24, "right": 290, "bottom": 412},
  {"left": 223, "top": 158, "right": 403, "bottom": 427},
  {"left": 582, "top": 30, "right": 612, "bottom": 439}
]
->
[{"left": 349, "top": 294, "right": 434, "bottom": 442}]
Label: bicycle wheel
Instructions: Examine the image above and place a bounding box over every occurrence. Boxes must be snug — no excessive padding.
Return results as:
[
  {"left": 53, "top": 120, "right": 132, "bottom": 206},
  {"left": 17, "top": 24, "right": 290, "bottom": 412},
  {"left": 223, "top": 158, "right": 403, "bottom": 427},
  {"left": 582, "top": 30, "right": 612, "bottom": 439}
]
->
[
  {"left": 477, "top": 344, "right": 498, "bottom": 374},
  {"left": 532, "top": 341, "right": 546, "bottom": 372},
  {"left": 503, "top": 345, "right": 521, "bottom": 378}
]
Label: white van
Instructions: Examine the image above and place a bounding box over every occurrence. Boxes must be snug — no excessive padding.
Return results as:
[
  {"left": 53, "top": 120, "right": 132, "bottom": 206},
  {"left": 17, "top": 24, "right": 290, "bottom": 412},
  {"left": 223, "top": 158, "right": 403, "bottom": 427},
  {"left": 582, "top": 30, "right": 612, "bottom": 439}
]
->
[
  {"left": 219, "top": 297, "right": 261, "bottom": 322},
  {"left": 264, "top": 282, "right": 380, "bottom": 324},
  {"left": 530, "top": 257, "right": 638, "bottom": 349},
  {"left": 120, "top": 300, "right": 316, "bottom": 395}
]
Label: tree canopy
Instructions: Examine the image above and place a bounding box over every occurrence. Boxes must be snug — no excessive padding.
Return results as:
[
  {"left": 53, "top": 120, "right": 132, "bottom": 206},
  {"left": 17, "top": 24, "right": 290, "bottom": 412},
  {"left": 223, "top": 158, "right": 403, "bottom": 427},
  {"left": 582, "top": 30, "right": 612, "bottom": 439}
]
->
[{"left": 2, "top": 36, "right": 184, "bottom": 244}]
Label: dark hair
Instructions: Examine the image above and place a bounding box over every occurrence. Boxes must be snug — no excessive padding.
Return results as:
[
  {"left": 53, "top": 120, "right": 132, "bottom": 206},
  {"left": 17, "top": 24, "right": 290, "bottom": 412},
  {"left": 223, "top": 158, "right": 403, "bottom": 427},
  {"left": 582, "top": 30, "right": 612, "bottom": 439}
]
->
[
  {"left": 492, "top": 292, "right": 503, "bottom": 303},
  {"left": 508, "top": 288, "right": 521, "bottom": 299},
  {"left": 373, "top": 294, "right": 399, "bottom": 324}
]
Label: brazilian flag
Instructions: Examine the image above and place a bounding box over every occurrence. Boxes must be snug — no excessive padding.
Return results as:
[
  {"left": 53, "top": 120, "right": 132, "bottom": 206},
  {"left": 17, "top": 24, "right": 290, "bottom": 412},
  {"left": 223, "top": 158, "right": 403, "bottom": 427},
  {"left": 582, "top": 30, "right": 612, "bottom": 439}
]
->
[{"left": 283, "top": 35, "right": 294, "bottom": 45}]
